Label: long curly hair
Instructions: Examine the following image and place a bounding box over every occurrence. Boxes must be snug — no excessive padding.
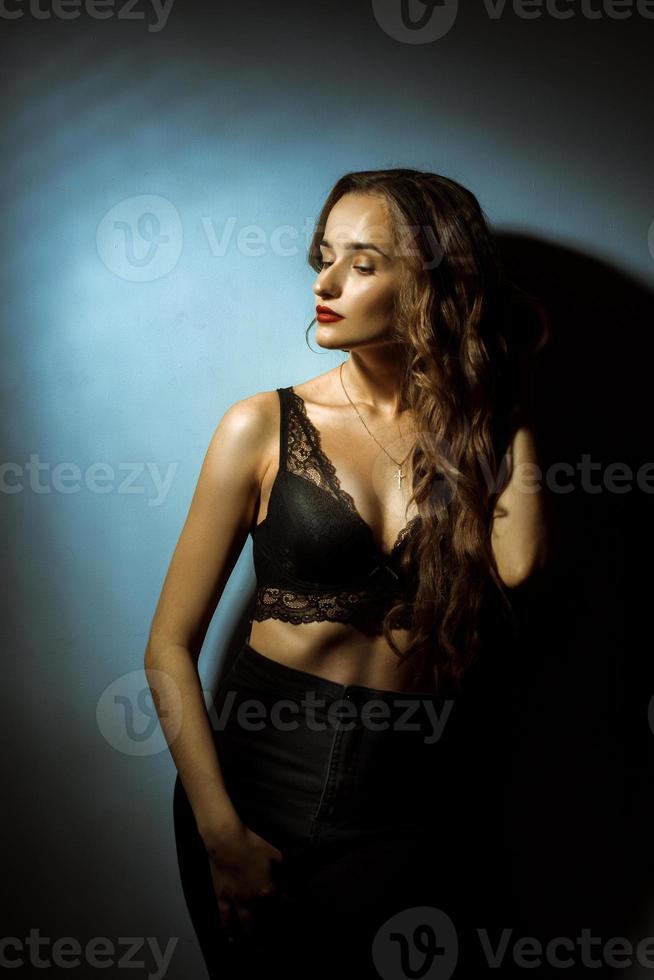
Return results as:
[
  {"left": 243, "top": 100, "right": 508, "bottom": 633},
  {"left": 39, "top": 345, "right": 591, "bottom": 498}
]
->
[{"left": 306, "top": 168, "right": 549, "bottom": 695}]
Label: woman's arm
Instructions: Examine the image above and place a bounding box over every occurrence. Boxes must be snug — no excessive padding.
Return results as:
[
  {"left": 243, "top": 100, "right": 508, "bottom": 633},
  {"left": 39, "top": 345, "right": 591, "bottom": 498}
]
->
[
  {"left": 491, "top": 419, "right": 549, "bottom": 589},
  {"left": 144, "top": 392, "right": 275, "bottom": 843}
]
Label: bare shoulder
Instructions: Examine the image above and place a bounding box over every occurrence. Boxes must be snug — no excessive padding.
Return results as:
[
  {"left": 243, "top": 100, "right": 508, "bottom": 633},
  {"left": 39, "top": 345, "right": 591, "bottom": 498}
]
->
[
  {"left": 202, "top": 388, "right": 281, "bottom": 483},
  {"left": 217, "top": 388, "right": 280, "bottom": 439}
]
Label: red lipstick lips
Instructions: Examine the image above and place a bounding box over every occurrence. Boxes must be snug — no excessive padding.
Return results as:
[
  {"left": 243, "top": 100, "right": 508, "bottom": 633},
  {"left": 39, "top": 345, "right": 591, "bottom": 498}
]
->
[{"left": 316, "top": 305, "right": 344, "bottom": 323}]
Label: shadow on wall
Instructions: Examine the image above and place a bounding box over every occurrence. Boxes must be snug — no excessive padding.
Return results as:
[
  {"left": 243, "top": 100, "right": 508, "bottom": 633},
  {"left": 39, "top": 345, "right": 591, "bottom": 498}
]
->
[
  {"left": 204, "top": 233, "right": 654, "bottom": 976},
  {"left": 494, "top": 232, "right": 654, "bottom": 974}
]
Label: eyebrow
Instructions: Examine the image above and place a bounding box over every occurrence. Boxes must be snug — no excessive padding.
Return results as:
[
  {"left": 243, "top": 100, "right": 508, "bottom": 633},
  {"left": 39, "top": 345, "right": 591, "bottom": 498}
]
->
[{"left": 319, "top": 238, "right": 389, "bottom": 259}]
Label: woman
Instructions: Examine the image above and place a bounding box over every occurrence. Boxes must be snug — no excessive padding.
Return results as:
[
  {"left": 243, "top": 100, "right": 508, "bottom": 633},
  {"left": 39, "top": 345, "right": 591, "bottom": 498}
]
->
[{"left": 145, "top": 168, "right": 549, "bottom": 979}]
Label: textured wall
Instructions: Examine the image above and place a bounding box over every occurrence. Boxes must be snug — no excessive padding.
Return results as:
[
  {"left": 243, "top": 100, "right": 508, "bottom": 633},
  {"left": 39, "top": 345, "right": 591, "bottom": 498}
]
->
[{"left": 1, "top": 2, "right": 652, "bottom": 977}]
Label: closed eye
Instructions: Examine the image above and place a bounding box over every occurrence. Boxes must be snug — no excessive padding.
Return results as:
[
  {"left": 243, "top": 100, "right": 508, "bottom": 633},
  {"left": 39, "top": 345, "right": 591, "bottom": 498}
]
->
[{"left": 318, "top": 260, "right": 374, "bottom": 275}]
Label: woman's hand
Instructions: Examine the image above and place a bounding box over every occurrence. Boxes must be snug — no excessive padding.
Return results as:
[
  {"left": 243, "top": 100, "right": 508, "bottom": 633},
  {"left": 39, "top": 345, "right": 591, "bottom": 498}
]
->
[{"left": 202, "top": 819, "right": 286, "bottom": 937}]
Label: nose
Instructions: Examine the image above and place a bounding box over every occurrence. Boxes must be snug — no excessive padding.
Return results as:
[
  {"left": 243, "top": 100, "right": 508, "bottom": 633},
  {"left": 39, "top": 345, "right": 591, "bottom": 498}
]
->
[{"left": 312, "top": 265, "right": 342, "bottom": 299}]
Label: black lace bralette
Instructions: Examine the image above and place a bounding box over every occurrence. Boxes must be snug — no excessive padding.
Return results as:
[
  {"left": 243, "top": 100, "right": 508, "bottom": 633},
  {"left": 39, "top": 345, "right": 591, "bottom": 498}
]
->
[{"left": 249, "top": 386, "right": 422, "bottom": 633}]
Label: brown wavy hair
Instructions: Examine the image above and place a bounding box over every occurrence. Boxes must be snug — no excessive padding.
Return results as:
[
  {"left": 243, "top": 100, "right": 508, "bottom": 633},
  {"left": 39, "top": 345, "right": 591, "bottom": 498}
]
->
[{"left": 306, "top": 168, "right": 550, "bottom": 695}]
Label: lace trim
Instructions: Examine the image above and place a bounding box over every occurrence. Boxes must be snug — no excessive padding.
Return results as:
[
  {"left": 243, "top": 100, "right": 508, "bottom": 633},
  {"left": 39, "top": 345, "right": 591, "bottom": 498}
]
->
[
  {"left": 286, "top": 389, "right": 343, "bottom": 502},
  {"left": 286, "top": 388, "right": 421, "bottom": 557},
  {"left": 253, "top": 586, "right": 415, "bottom": 630}
]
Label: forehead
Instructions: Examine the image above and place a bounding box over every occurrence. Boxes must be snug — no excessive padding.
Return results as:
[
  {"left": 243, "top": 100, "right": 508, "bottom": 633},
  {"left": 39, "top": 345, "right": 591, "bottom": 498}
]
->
[{"left": 322, "top": 193, "right": 394, "bottom": 251}]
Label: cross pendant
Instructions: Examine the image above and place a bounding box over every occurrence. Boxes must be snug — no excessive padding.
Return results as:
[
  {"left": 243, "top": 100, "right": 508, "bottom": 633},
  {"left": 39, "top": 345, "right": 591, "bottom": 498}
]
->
[{"left": 396, "top": 467, "right": 404, "bottom": 489}]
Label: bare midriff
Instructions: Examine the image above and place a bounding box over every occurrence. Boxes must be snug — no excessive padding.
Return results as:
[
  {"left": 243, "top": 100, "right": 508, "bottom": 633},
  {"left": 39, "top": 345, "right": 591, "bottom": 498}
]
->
[{"left": 247, "top": 616, "right": 433, "bottom": 695}]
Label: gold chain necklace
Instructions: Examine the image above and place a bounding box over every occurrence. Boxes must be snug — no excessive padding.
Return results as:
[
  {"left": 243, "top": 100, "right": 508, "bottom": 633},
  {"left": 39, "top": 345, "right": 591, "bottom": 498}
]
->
[{"left": 338, "top": 361, "right": 413, "bottom": 490}]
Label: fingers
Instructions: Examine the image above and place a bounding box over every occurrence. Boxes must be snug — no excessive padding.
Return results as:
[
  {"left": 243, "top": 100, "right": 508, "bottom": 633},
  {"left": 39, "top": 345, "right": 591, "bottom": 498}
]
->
[
  {"left": 235, "top": 905, "right": 254, "bottom": 932},
  {"left": 219, "top": 891, "right": 277, "bottom": 940},
  {"left": 218, "top": 900, "right": 248, "bottom": 946},
  {"left": 217, "top": 896, "right": 232, "bottom": 931}
]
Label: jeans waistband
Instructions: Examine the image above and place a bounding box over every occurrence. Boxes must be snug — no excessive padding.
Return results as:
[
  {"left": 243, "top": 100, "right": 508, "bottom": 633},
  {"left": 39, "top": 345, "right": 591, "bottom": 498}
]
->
[{"left": 231, "top": 641, "right": 451, "bottom": 711}]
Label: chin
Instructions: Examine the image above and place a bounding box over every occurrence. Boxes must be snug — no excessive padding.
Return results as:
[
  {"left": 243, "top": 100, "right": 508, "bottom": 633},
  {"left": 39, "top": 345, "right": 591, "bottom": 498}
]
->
[{"left": 315, "top": 332, "right": 351, "bottom": 351}]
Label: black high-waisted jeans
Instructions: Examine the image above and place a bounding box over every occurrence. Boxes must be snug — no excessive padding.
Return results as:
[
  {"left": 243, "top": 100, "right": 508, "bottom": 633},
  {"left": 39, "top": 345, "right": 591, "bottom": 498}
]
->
[{"left": 173, "top": 641, "right": 513, "bottom": 979}]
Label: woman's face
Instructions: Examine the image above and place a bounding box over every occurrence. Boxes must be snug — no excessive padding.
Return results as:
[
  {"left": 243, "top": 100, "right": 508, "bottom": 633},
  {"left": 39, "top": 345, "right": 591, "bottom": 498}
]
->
[{"left": 312, "top": 193, "right": 406, "bottom": 353}]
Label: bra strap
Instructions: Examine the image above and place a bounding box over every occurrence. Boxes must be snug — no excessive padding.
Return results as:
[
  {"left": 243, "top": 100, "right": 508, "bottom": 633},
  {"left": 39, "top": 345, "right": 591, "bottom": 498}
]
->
[{"left": 275, "top": 387, "right": 290, "bottom": 473}]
